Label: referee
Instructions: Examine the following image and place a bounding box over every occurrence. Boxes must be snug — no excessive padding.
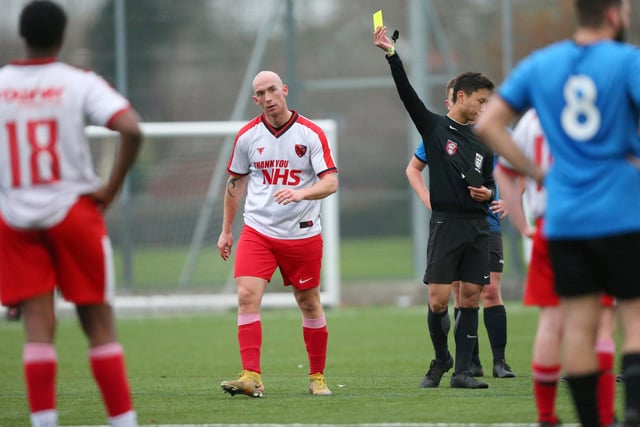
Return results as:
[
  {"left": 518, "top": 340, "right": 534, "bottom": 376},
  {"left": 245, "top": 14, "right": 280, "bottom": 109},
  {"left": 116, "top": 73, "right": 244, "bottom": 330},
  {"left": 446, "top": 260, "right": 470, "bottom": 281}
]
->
[{"left": 374, "top": 25, "right": 496, "bottom": 389}]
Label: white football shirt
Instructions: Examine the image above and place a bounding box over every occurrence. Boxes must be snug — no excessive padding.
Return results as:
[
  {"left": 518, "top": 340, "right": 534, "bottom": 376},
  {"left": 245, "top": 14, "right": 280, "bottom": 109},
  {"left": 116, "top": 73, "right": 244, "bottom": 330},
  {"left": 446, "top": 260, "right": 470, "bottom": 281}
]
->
[
  {"left": 0, "top": 58, "right": 130, "bottom": 228},
  {"left": 228, "top": 111, "right": 337, "bottom": 239},
  {"left": 498, "top": 109, "right": 551, "bottom": 221}
]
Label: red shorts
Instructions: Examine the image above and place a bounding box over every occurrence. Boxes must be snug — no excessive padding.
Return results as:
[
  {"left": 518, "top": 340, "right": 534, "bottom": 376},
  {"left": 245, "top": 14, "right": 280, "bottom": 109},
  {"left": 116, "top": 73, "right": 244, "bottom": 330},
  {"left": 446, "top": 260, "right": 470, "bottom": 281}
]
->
[
  {"left": 0, "top": 196, "right": 114, "bottom": 306},
  {"left": 234, "top": 225, "right": 323, "bottom": 290},
  {"left": 523, "top": 219, "right": 613, "bottom": 308}
]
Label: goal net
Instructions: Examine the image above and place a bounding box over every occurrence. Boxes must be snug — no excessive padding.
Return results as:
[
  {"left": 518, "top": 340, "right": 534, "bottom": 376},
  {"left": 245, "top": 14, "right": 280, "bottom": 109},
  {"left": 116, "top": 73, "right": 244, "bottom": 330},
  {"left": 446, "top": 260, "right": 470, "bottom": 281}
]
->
[{"left": 70, "top": 120, "right": 340, "bottom": 314}]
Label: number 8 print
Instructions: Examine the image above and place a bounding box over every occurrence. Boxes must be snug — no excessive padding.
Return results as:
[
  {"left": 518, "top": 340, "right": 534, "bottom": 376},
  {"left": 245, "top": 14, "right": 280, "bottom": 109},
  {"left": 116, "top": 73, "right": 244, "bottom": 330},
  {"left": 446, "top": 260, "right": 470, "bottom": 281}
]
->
[{"left": 561, "top": 75, "right": 601, "bottom": 141}]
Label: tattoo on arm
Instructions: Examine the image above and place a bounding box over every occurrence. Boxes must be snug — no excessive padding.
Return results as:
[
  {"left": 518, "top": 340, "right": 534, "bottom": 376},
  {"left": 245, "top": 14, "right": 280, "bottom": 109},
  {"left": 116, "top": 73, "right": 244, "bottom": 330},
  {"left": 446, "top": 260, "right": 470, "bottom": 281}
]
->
[{"left": 227, "top": 177, "right": 239, "bottom": 198}]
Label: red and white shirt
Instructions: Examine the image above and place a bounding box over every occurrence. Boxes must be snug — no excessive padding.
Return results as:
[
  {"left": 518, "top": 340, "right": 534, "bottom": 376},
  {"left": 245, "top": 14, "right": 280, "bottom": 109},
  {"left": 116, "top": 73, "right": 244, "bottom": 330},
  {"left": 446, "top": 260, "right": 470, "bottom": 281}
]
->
[
  {"left": 228, "top": 111, "right": 337, "bottom": 239},
  {"left": 0, "top": 58, "right": 130, "bottom": 229},
  {"left": 498, "top": 109, "right": 551, "bottom": 221}
]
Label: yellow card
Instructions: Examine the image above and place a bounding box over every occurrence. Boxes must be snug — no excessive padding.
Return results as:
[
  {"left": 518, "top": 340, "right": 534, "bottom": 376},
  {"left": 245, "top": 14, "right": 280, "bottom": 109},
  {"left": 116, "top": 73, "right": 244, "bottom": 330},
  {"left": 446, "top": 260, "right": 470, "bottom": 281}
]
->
[{"left": 373, "top": 10, "right": 383, "bottom": 31}]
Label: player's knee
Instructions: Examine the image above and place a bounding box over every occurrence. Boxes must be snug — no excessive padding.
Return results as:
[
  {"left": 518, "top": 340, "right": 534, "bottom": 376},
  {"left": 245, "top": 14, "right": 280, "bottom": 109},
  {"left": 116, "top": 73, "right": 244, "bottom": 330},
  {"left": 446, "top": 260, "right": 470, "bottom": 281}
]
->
[
  {"left": 236, "top": 286, "right": 262, "bottom": 310},
  {"left": 481, "top": 289, "right": 501, "bottom": 306},
  {"left": 429, "top": 299, "right": 448, "bottom": 313},
  {"left": 294, "top": 288, "right": 322, "bottom": 313}
]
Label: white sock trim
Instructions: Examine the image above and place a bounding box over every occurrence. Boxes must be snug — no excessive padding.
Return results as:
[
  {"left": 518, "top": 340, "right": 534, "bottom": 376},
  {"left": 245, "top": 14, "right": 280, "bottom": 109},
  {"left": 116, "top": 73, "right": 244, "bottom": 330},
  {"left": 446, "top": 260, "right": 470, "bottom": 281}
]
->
[
  {"left": 30, "top": 409, "right": 57, "bottom": 427},
  {"left": 109, "top": 410, "right": 138, "bottom": 427}
]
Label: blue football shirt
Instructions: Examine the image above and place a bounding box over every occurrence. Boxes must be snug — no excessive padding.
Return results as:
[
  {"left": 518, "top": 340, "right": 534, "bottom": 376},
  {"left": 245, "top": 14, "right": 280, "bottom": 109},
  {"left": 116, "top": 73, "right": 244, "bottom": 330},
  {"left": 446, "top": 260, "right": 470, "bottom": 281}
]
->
[{"left": 499, "top": 39, "right": 640, "bottom": 238}]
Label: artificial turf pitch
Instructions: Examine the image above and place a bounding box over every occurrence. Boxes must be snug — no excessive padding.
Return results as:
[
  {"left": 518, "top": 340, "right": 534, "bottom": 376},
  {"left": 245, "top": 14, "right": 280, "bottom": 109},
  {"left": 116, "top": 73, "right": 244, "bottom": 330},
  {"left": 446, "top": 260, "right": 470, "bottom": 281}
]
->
[{"left": 0, "top": 304, "right": 623, "bottom": 426}]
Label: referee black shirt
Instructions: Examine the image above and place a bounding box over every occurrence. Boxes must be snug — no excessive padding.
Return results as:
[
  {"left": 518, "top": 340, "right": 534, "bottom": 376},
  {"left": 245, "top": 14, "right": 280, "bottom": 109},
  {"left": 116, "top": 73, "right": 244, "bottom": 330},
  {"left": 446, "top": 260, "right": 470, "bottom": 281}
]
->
[{"left": 387, "top": 53, "right": 495, "bottom": 218}]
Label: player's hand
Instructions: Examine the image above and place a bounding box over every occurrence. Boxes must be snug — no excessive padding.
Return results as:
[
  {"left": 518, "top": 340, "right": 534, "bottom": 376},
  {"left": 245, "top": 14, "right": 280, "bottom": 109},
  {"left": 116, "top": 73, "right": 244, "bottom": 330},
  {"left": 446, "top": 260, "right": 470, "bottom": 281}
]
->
[
  {"left": 532, "top": 167, "right": 545, "bottom": 188},
  {"left": 217, "top": 233, "right": 234, "bottom": 261},
  {"left": 490, "top": 199, "right": 508, "bottom": 219},
  {"left": 373, "top": 26, "right": 394, "bottom": 52},
  {"left": 89, "top": 186, "right": 117, "bottom": 211},
  {"left": 522, "top": 226, "right": 536, "bottom": 239},
  {"left": 273, "top": 188, "right": 302, "bottom": 205},
  {"left": 467, "top": 185, "right": 492, "bottom": 202}
]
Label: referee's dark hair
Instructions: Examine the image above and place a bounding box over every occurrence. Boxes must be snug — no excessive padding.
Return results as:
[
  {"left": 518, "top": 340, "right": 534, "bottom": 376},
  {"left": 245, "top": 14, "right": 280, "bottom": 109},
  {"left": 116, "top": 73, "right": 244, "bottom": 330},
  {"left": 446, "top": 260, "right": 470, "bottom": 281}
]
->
[
  {"left": 19, "top": 0, "right": 67, "bottom": 50},
  {"left": 451, "top": 72, "right": 495, "bottom": 104}
]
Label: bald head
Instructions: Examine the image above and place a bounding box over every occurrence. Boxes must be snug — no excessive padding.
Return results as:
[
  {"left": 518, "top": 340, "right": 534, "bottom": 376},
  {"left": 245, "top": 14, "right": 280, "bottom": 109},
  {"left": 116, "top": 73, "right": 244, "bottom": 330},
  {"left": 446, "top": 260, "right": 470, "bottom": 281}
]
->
[{"left": 252, "top": 71, "right": 284, "bottom": 93}]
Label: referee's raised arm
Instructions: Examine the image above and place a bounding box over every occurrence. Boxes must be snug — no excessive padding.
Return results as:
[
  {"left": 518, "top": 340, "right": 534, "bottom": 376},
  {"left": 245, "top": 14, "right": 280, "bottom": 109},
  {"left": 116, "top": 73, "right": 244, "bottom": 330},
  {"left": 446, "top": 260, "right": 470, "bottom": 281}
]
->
[{"left": 373, "top": 25, "right": 437, "bottom": 138}]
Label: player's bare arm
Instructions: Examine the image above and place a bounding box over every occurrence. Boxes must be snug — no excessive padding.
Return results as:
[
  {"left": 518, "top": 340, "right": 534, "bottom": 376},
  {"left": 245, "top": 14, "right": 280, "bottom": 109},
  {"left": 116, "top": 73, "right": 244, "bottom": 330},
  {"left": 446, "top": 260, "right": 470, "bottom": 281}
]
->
[
  {"left": 91, "top": 109, "right": 143, "bottom": 210},
  {"left": 217, "top": 175, "right": 248, "bottom": 260},
  {"left": 405, "top": 157, "right": 431, "bottom": 211},
  {"left": 494, "top": 167, "right": 534, "bottom": 238},
  {"left": 226, "top": 175, "right": 247, "bottom": 199},
  {"left": 490, "top": 199, "right": 508, "bottom": 220},
  {"left": 273, "top": 172, "right": 338, "bottom": 205},
  {"left": 475, "top": 97, "right": 544, "bottom": 185}
]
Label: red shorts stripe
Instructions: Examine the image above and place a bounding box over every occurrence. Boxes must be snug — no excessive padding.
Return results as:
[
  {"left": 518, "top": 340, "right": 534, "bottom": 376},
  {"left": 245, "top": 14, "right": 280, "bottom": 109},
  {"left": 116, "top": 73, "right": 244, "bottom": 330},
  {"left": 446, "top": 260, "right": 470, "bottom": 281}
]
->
[{"left": 523, "top": 221, "right": 559, "bottom": 307}]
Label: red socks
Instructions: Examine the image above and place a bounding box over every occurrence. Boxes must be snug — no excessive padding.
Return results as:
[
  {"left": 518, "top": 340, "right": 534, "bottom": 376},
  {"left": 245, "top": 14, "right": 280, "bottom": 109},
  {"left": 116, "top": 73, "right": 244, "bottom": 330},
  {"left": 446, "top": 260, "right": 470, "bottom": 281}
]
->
[
  {"left": 303, "top": 315, "right": 328, "bottom": 375},
  {"left": 237, "top": 313, "right": 328, "bottom": 376},
  {"left": 532, "top": 341, "right": 615, "bottom": 426},
  {"left": 89, "top": 342, "right": 134, "bottom": 418},
  {"left": 597, "top": 340, "right": 616, "bottom": 426},
  {"left": 23, "top": 343, "right": 56, "bottom": 414},
  {"left": 238, "top": 313, "right": 262, "bottom": 373},
  {"left": 532, "top": 363, "right": 561, "bottom": 423}
]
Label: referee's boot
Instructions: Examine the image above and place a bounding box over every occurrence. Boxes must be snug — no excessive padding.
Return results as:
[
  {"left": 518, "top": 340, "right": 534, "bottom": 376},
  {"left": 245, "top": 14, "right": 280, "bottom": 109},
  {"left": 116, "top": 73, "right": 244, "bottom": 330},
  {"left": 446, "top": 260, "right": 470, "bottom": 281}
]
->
[
  {"left": 420, "top": 353, "right": 453, "bottom": 388},
  {"left": 469, "top": 361, "right": 484, "bottom": 377},
  {"left": 450, "top": 371, "right": 489, "bottom": 389},
  {"left": 492, "top": 359, "right": 516, "bottom": 378}
]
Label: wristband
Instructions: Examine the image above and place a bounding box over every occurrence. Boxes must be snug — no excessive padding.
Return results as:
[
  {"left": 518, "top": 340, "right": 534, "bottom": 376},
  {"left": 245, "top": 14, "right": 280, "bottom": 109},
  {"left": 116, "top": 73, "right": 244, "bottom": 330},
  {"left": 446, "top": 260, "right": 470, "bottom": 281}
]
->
[{"left": 387, "top": 30, "right": 399, "bottom": 56}]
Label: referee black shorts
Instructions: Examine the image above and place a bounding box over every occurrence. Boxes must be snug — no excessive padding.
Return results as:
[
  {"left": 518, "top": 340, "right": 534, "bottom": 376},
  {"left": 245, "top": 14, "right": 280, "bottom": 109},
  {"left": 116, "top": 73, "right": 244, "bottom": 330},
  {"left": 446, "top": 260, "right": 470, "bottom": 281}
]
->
[
  {"left": 423, "top": 214, "right": 490, "bottom": 286},
  {"left": 489, "top": 231, "right": 504, "bottom": 273}
]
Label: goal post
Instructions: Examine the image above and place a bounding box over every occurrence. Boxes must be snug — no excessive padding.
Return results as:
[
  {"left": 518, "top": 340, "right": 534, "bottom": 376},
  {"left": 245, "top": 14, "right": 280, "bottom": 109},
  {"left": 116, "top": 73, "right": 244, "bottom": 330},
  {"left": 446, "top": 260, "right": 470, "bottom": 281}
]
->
[{"left": 80, "top": 120, "right": 340, "bottom": 313}]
